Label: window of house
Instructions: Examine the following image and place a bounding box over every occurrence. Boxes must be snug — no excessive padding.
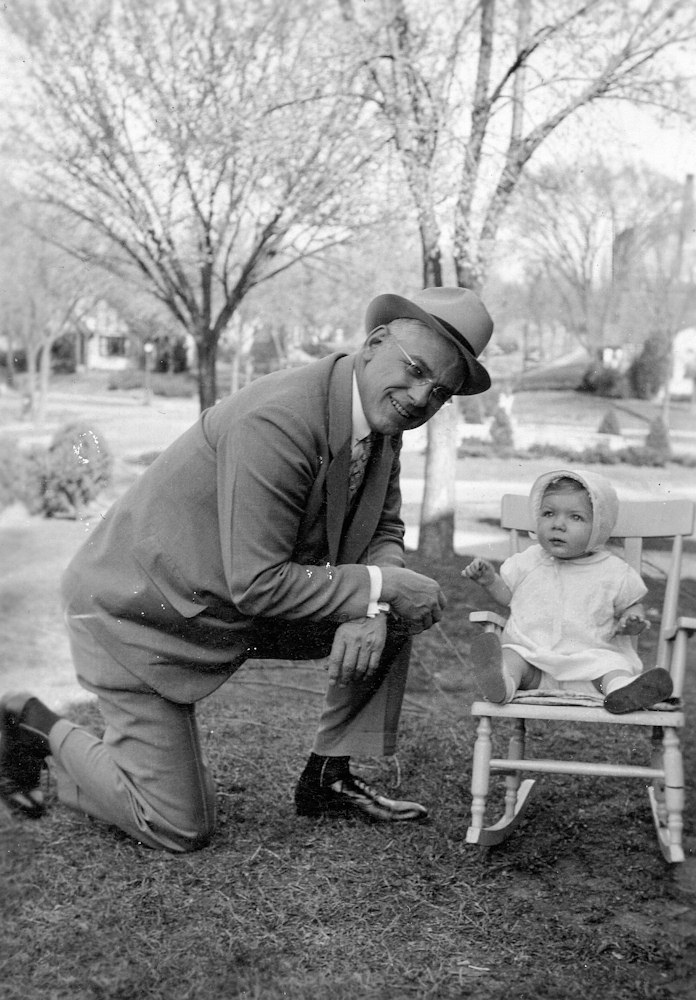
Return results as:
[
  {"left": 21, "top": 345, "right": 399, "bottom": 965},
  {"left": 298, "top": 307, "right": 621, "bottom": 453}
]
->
[{"left": 99, "top": 336, "right": 128, "bottom": 357}]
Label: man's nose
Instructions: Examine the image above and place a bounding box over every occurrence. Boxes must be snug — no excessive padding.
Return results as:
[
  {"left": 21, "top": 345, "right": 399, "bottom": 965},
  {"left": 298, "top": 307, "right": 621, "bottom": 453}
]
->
[{"left": 407, "top": 382, "right": 432, "bottom": 408}]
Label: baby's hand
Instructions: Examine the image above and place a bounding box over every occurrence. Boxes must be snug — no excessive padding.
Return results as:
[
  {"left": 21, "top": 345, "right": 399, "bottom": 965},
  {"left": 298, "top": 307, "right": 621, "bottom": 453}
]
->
[
  {"left": 462, "top": 558, "right": 496, "bottom": 588},
  {"left": 614, "top": 612, "right": 650, "bottom": 636}
]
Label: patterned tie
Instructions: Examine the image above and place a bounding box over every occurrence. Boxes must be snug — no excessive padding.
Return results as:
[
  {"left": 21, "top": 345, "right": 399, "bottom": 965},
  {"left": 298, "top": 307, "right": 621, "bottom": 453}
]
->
[{"left": 348, "top": 433, "right": 374, "bottom": 503}]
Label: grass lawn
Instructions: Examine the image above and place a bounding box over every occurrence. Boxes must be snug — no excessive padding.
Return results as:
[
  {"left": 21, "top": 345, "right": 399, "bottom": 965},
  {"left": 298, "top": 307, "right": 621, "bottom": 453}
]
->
[{"left": 2, "top": 377, "right": 696, "bottom": 999}]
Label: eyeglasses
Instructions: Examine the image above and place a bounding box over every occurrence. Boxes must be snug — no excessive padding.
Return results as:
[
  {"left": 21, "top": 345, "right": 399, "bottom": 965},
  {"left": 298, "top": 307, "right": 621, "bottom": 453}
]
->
[{"left": 390, "top": 336, "right": 454, "bottom": 407}]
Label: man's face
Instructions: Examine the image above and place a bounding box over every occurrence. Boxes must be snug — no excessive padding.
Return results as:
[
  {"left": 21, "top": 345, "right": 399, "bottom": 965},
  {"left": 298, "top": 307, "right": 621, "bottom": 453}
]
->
[{"left": 356, "top": 323, "right": 468, "bottom": 435}]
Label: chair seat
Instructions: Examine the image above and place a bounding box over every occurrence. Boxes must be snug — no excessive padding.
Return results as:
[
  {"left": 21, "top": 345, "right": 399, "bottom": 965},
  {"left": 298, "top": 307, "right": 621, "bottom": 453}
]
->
[{"left": 470, "top": 697, "right": 684, "bottom": 727}]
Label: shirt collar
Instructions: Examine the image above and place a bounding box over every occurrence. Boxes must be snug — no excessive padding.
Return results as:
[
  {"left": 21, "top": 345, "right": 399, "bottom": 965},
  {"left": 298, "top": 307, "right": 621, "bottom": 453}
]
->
[{"left": 352, "top": 372, "right": 371, "bottom": 445}]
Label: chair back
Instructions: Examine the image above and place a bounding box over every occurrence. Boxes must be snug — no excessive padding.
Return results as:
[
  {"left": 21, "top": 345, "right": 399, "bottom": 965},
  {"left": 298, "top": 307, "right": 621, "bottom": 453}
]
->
[{"left": 499, "top": 494, "right": 695, "bottom": 693}]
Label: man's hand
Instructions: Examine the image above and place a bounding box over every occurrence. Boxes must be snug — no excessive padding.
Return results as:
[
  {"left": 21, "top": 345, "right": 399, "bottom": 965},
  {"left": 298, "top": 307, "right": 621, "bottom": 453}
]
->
[
  {"left": 326, "top": 614, "right": 388, "bottom": 687},
  {"left": 462, "top": 557, "right": 496, "bottom": 588},
  {"left": 379, "top": 566, "right": 446, "bottom": 633}
]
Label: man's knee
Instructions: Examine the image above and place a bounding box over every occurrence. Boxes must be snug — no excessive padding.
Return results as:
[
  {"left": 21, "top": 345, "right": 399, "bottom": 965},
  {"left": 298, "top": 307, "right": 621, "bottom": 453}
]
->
[
  {"left": 157, "top": 824, "right": 215, "bottom": 854},
  {"left": 132, "top": 806, "right": 217, "bottom": 853}
]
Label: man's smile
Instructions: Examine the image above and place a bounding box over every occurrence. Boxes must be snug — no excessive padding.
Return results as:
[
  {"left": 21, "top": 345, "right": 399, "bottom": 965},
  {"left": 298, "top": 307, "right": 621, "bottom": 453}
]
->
[{"left": 390, "top": 395, "right": 416, "bottom": 420}]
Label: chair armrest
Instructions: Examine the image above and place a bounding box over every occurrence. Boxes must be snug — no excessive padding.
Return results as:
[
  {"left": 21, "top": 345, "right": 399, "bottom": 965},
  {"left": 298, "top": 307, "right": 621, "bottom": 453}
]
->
[
  {"left": 663, "top": 616, "right": 696, "bottom": 641},
  {"left": 469, "top": 610, "right": 508, "bottom": 631},
  {"left": 676, "top": 616, "right": 696, "bottom": 635}
]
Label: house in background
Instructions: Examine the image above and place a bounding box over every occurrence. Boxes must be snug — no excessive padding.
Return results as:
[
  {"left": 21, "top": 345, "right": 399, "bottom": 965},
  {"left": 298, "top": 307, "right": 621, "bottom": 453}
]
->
[
  {"left": 669, "top": 327, "right": 696, "bottom": 400},
  {"left": 75, "top": 299, "right": 132, "bottom": 372}
]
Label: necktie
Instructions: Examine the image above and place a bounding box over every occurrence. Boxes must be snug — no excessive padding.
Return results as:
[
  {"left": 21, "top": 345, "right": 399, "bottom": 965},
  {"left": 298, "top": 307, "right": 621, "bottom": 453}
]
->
[{"left": 348, "top": 433, "right": 374, "bottom": 503}]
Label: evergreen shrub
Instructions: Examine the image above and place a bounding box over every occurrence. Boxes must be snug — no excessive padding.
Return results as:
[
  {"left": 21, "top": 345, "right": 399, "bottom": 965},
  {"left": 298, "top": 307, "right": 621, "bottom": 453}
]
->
[
  {"left": 490, "top": 406, "right": 514, "bottom": 453},
  {"left": 23, "top": 422, "right": 113, "bottom": 518},
  {"left": 597, "top": 409, "right": 621, "bottom": 436},
  {"left": 628, "top": 336, "right": 668, "bottom": 400},
  {"left": 459, "top": 390, "right": 499, "bottom": 422},
  {"left": 644, "top": 415, "right": 672, "bottom": 463}
]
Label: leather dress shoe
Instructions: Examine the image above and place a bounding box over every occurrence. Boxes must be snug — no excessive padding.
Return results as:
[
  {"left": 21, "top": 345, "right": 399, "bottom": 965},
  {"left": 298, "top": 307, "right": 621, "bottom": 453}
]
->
[
  {"left": 0, "top": 692, "right": 48, "bottom": 818},
  {"left": 295, "top": 771, "right": 428, "bottom": 823}
]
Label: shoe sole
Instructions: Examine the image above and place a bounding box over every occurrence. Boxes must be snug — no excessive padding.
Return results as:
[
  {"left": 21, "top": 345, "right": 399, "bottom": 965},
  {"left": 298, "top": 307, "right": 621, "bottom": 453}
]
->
[
  {"left": 295, "top": 790, "right": 427, "bottom": 823},
  {"left": 296, "top": 802, "right": 427, "bottom": 822},
  {"left": 604, "top": 669, "right": 673, "bottom": 714},
  {"left": 0, "top": 695, "right": 47, "bottom": 818},
  {"left": 471, "top": 633, "right": 508, "bottom": 703}
]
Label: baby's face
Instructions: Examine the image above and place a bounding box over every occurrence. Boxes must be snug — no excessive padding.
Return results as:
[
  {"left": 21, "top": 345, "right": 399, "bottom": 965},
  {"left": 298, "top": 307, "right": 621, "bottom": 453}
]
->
[{"left": 536, "top": 487, "right": 593, "bottom": 559}]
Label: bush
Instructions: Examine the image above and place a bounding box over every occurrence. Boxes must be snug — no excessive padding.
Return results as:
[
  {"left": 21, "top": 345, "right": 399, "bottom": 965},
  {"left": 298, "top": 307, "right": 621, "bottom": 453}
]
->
[
  {"left": 171, "top": 340, "right": 189, "bottom": 373},
  {"left": 0, "top": 438, "right": 27, "bottom": 511},
  {"left": 107, "top": 369, "right": 144, "bottom": 392},
  {"left": 459, "top": 391, "right": 499, "bottom": 422},
  {"left": 618, "top": 445, "right": 668, "bottom": 467},
  {"left": 628, "top": 336, "right": 669, "bottom": 400},
  {"left": 0, "top": 349, "right": 27, "bottom": 372},
  {"left": 457, "top": 438, "right": 494, "bottom": 458},
  {"left": 107, "top": 370, "right": 196, "bottom": 397},
  {"left": 526, "top": 440, "right": 671, "bottom": 467},
  {"left": 597, "top": 409, "right": 621, "bottom": 436},
  {"left": 23, "top": 422, "right": 113, "bottom": 518},
  {"left": 151, "top": 373, "right": 198, "bottom": 398},
  {"left": 489, "top": 406, "right": 514, "bottom": 453},
  {"left": 578, "top": 365, "right": 629, "bottom": 398},
  {"left": 51, "top": 334, "right": 78, "bottom": 374},
  {"left": 644, "top": 414, "right": 672, "bottom": 461}
]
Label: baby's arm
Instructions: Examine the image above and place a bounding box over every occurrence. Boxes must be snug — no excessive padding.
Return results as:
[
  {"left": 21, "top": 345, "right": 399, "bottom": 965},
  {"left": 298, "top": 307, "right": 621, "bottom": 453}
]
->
[
  {"left": 614, "top": 601, "right": 650, "bottom": 636},
  {"left": 462, "top": 557, "right": 512, "bottom": 607}
]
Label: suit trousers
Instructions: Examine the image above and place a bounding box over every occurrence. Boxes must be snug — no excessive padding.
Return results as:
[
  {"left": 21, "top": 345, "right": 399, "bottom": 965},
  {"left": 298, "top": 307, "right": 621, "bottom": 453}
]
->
[{"left": 50, "top": 614, "right": 412, "bottom": 852}]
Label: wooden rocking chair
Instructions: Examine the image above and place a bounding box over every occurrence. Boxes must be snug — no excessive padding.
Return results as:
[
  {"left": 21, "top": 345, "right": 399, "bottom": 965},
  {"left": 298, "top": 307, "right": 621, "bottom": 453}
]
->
[{"left": 466, "top": 494, "right": 695, "bottom": 863}]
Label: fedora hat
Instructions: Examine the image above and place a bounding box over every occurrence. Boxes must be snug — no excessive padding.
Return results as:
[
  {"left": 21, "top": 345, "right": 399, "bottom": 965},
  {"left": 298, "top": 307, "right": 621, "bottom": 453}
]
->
[{"left": 364, "top": 286, "right": 493, "bottom": 395}]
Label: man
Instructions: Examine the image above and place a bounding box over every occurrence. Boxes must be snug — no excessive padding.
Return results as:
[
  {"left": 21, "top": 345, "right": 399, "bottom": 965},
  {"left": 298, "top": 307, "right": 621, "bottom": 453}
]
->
[{"left": 0, "top": 286, "right": 493, "bottom": 852}]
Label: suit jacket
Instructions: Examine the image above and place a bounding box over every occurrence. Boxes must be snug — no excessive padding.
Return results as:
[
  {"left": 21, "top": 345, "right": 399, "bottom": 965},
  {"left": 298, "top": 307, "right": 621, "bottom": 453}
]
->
[{"left": 61, "top": 353, "right": 406, "bottom": 701}]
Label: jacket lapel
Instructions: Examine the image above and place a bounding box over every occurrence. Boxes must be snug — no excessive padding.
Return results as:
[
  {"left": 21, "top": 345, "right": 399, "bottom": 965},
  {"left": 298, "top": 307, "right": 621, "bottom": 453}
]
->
[{"left": 340, "top": 434, "right": 395, "bottom": 564}]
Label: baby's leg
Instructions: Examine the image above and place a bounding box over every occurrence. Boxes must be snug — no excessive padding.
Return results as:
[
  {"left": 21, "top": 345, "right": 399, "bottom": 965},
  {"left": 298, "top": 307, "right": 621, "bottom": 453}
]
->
[
  {"left": 593, "top": 669, "right": 627, "bottom": 696},
  {"left": 470, "top": 634, "right": 539, "bottom": 703}
]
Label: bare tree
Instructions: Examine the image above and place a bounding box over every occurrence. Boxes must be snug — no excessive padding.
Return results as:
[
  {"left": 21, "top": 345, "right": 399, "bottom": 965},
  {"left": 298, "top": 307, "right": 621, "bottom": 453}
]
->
[
  {"left": 511, "top": 162, "right": 683, "bottom": 352},
  {"left": 511, "top": 161, "right": 696, "bottom": 404},
  {"left": 336, "top": 0, "right": 696, "bottom": 559},
  {"left": 639, "top": 172, "right": 696, "bottom": 423},
  {"left": 454, "top": 0, "right": 696, "bottom": 289},
  {"left": 0, "top": 196, "right": 97, "bottom": 422},
  {"left": 4, "top": 0, "right": 386, "bottom": 409}
]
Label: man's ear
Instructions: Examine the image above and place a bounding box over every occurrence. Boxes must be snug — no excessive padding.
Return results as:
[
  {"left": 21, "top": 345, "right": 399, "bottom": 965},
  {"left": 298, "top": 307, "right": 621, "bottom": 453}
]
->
[{"left": 363, "top": 325, "right": 388, "bottom": 357}]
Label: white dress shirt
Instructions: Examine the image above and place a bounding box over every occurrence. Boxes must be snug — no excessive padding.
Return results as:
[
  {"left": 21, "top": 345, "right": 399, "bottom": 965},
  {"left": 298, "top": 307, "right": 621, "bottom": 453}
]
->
[{"left": 352, "top": 374, "right": 390, "bottom": 618}]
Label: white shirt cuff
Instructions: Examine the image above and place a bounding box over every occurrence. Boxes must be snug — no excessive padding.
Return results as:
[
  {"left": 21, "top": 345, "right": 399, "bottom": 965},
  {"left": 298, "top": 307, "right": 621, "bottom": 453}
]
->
[{"left": 366, "top": 565, "right": 390, "bottom": 617}]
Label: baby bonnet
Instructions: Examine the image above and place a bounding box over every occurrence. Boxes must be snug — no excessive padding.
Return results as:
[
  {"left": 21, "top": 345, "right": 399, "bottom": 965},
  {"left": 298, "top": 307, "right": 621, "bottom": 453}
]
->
[{"left": 529, "top": 469, "right": 619, "bottom": 552}]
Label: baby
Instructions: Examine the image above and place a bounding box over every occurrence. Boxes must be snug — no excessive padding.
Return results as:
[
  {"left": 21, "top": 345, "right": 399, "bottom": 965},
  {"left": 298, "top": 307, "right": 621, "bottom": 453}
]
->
[{"left": 462, "top": 469, "right": 673, "bottom": 714}]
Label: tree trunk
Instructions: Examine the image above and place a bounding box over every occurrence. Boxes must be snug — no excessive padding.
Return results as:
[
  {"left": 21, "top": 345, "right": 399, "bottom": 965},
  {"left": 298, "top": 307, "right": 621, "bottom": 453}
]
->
[
  {"left": 23, "top": 347, "right": 39, "bottom": 422},
  {"left": 454, "top": 255, "right": 482, "bottom": 290},
  {"left": 417, "top": 402, "right": 459, "bottom": 562},
  {"left": 4, "top": 330, "right": 15, "bottom": 388},
  {"left": 36, "top": 341, "right": 51, "bottom": 425},
  {"left": 196, "top": 333, "right": 218, "bottom": 411},
  {"left": 422, "top": 247, "right": 442, "bottom": 289},
  {"left": 419, "top": 223, "right": 443, "bottom": 288}
]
